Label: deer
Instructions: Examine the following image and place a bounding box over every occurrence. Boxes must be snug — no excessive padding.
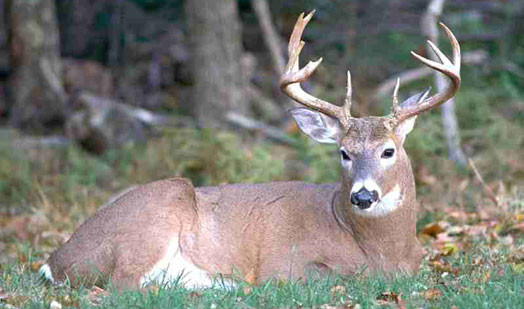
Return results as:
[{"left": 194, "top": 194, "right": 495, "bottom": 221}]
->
[{"left": 40, "top": 11, "right": 461, "bottom": 290}]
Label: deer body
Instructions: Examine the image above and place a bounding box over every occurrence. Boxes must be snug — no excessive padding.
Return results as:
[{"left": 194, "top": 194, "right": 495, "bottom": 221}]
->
[
  {"left": 45, "top": 176, "right": 421, "bottom": 289},
  {"left": 42, "top": 11, "right": 460, "bottom": 290}
]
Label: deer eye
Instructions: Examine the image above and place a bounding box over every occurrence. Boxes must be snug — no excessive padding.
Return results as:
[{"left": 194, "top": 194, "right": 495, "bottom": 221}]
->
[
  {"left": 340, "top": 149, "right": 351, "bottom": 161},
  {"left": 382, "top": 148, "right": 395, "bottom": 158}
]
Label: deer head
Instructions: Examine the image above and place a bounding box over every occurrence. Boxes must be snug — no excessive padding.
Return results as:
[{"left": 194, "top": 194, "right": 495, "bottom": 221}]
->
[{"left": 281, "top": 11, "right": 460, "bottom": 217}]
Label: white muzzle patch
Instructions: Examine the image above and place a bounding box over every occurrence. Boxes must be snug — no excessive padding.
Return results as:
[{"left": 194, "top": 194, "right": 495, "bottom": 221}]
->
[{"left": 352, "top": 184, "right": 402, "bottom": 217}]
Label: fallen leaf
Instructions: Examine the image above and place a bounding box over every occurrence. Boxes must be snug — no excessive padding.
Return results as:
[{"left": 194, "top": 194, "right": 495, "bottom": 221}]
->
[
  {"left": 376, "top": 291, "right": 405, "bottom": 308},
  {"left": 424, "top": 288, "right": 442, "bottom": 301},
  {"left": 330, "top": 285, "right": 346, "bottom": 297},
  {"left": 244, "top": 268, "right": 256, "bottom": 285},
  {"left": 509, "top": 222, "right": 524, "bottom": 234},
  {"left": 420, "top": 222, "right": 445, "bottom": 237},
  {"left": 429, "top": 260, "right": 459, "bottom": 275},
  {"left": 31, "top": 261, "right": 44, "bottom": 272},
  {"left": 87, "top": 286, "right": 109, "bottom": 306},
  {"left": 441, "top": 243, "right": 459, "bottom": 256}
]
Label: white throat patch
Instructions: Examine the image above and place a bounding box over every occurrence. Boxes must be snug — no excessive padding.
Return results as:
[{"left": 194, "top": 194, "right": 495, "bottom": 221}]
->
[{"left": 352, "top": 184, "right": 402, "bottom": 217}]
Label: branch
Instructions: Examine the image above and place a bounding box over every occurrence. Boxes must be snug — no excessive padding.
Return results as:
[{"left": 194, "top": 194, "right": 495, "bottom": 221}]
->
[
  {"left": 374, "top": 50, "right": 487, "bottom": 99},
  {"left": 225, "top": 111, "right": 296, "bottom": 145},
  {"left": 251, "top": 0, "right": 285, "bottom": 77},
  {"left": 468, "top": 158, "right": 499, "bottom": 207}
]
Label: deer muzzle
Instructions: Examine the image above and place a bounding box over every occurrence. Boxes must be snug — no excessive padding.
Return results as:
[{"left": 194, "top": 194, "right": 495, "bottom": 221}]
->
[{"left": 350, "top": 188, "right": 379, "bottom": 210}]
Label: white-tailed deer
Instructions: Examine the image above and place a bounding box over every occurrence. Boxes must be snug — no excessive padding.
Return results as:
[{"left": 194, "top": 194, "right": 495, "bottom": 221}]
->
[{"left": 40, "top": 11, "right": 461, "bottom": 290}]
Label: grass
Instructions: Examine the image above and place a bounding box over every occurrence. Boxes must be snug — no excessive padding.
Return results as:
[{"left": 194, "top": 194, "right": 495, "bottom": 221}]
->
[{"left": 0, "top": 240, "right": 522, "bottom": 308}]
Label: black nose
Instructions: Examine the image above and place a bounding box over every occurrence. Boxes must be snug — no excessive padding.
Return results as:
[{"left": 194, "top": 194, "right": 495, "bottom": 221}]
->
[{"left": 351, "top": 188, "right": 379, "bottom": 209}]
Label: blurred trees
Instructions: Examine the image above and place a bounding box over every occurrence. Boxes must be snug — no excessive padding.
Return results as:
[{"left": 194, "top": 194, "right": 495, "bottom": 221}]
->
[
  {"left": 6, "top": 0, "right": 66, "bottom": 130},
  {"left": 185, "top": 0, "right": 246, "bottom": 128},
  {"left": 0, "top": 0, "right": 521, "bottom": 157},
  {"left": 422, "top": 0, "right": 467, "bottom": 166}
]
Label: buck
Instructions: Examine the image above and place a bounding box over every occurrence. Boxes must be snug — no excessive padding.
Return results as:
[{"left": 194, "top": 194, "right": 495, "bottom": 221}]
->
[{"left": 40, "top": 11, "right": 461, "bottom": 290}]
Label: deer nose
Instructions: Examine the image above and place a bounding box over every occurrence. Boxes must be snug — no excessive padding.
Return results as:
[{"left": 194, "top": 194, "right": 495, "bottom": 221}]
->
[{"left": 351, "top": 188, "right": 379, "bottom": 209}]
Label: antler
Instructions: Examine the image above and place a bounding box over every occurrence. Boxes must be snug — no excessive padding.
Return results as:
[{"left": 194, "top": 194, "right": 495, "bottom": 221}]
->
[
  {"left": 280, "top": 11, "right": 352, "bottom": 128},
  {"left": 281, "top": 13, "right": 461, "bottom": 128},
  {"left": 392, "top": 22, "right": 461, "bottom": 123}
]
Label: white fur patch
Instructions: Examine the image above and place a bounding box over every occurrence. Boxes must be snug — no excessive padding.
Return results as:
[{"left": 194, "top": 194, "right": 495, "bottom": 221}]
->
[
  {"left": 351, "top": 178, "right": 382, "bottom": 199},
  {"left": 39, "top": 264, "right": 54, "bottom": 283},
  {"left": 140, "top": 237, "right": 217, "bottom": 289},
  {"left": 352, "top": 184, "right": 402, "bottom": 217}
]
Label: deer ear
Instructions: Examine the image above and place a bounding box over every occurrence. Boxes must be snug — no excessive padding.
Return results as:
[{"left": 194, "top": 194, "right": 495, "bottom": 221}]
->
[
  {"left": 290, "top": 107, "right": 341, "bottom": 144},
  {"left": 394, "top": 88, "right": 430, "bottom": 143},
  {"left": 395, "top": 116, "right": 416, "bottom": 144}
]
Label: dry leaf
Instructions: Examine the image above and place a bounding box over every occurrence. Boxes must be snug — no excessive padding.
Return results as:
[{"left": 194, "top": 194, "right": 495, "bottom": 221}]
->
[
  {"left": 429, "top": 260, "right": 459, "bottom": 275},
  {"left": 509, "top": 222, "right": 524, "bottom": 234},
  {"left": 424, "top": 288, "right": 442, "bottom": 301},
  {"left": 330, "top": 285, "right": 346, "bottom": 297},
  {"left": 420, "top": 222, "right": 445, "bottom": 237},
  {"left": 441, "top": 243, "right": 459, "bottom": 256},
  {"left": 87, "top": 286, "right": 109, "bottom": 306},
  {"left": 376, "top": 291, "right": 405, "bottom": 308},
  {"left": 31, "top": 261, "right": 44, "bottom": 272},
  {"left": 244, "top": 268, "right": 256, "bottom": 285}
]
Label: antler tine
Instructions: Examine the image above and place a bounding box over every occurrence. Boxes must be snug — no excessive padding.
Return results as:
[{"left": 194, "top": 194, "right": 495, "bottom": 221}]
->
[
  {"left": 394, "top": 23, "right": 461, "bottom": 123},
  {"left": 280, "top": 11, "right": 349, "bottom": 127},
  {"left": 343, "top": 70, "right": 352, "bottom": 121},
  {"left": 439, "top": 22, "right": 461, "bottom": 72},
  {"left": 391, "top": 77, "right": 400, "bottom": 114}
]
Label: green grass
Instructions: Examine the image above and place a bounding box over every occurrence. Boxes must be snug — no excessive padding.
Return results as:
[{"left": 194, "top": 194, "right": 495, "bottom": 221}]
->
[{"left": 0, "top": 242, "right": 522, "bottom": 308}]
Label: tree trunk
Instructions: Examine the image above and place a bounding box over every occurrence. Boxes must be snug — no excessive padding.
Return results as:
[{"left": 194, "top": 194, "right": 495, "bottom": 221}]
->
[
  {"left": 185, "top": 0, "right": 246, "bottom": 128},
  {"left": 251, "top": 0, "right": 284, "bottom": 77},
  {"left": 421, "top": 0, "right": 467, "bottom": 166},
  {"left": 7, "top": 0, "right": 66, "bottom": 130}
]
